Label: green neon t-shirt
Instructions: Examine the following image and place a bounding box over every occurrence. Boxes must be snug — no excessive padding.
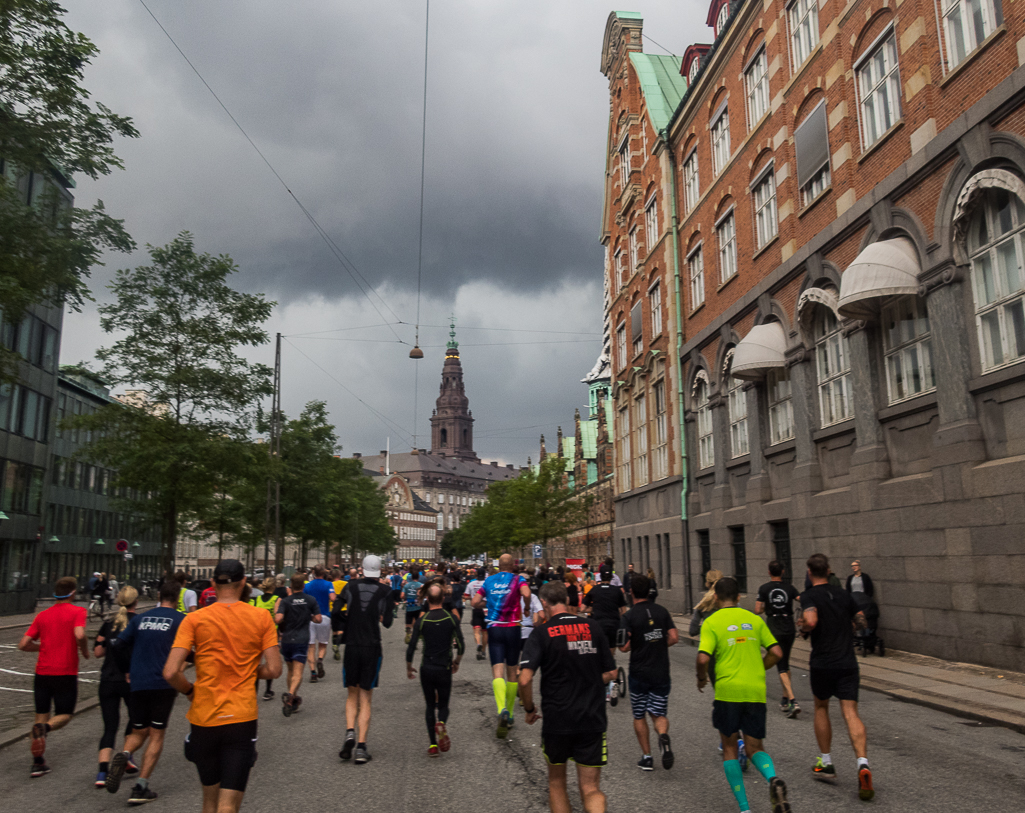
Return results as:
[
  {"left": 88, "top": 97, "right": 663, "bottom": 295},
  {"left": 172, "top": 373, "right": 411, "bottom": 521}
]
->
[{"left": 698, "top": 607, "right": 778, "bottom": 703}]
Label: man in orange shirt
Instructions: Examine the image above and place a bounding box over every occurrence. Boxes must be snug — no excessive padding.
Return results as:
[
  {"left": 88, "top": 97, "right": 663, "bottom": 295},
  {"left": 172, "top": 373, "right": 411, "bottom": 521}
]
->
[{"left": 163, "top": 560, "right": 281, "bottom": 813}]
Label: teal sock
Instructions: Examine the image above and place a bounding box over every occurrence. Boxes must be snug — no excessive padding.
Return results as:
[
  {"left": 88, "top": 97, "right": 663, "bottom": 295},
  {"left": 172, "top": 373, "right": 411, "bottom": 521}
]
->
[
  {"left": 751, "top": 750, "right": 776, "bottom": 783},
  {"left": 136, "top": 777, "right": 148, "bottom": 790},
  {"left": 723, "top": 759, "right": 749, "bottom": 811}
]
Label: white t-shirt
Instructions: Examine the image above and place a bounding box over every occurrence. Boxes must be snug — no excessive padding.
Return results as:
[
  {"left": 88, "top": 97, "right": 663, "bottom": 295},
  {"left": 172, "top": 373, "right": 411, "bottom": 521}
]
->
[
  {"left": 465, "top": 579, "right": 485, "bottom": 605},
  {"left": 521, "top": 594, "right": 543, "bottom": 639},
  {"left": 850, "top": 574, "right": 864, "bottom": 593},
  {"left": 182, "top": 588, "right": 198, "bottom": 611}
]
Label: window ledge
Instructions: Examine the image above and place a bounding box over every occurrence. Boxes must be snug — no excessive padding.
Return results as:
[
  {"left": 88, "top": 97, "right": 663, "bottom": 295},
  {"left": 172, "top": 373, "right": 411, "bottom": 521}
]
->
[
  {"left": 857, "top": 120, "right": 904, "bottom": 164},
  {"left": 968, "top": 357, "right": 1025, "bottom": 395},
  {"left": 782, "top": 42, "right": 824, "bottom": 97},
  {"left": 752, "top": 234, "right": 780, "bottom": 262},
  {"left": 812, "top": 417, "right": 855, "bottom": 442},
  {"left": 798, "top": 185, "right": 832, "bottom": 218},
  {"left": 689, "top": 302, "right": 706, "bottom": 318},
  {"left": 726, "top": 453, "right": 751, "bottom": 469},
  {"left": 717, "top": 273, "right": 739, "bottom": 294},
  {"left": 764, "top": 437, "right": 797, "bottom": 457},
  {"left": 877, "top": 389, "right": 937, "bottom": 421},
  {"left": 940, "top": 26, "right": 1007, "bottom": 88}
]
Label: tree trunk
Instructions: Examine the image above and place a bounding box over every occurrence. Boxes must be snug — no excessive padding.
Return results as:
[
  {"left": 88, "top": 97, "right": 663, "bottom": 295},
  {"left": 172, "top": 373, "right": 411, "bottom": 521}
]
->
[{"left": 161, "top": 502, "right": 177, "bottom": 577}]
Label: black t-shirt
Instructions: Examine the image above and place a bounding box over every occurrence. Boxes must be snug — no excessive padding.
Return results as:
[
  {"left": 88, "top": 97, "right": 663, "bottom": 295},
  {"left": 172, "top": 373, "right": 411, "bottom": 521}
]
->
[
  {"left": 448, "top": 581, "right": 467, "bottom": 610},
  {"left": 278, "top": 592, "right": 319, "bottom": 645},
  {"left": 520, "top": 613, "right": 616, "bottom": 736},
  {"left": 583, "top": 582, "right": 626, "bottom": 625},
  {"left": 800, "top": 583, "right": 860, "bottom": 670},
  {"left": 274, "top": 587, "right": 289, "bottom": 600},
  {"left": 619, "top": 601, "right": 676, "bottom": 685},
  {"left": 96, "top": 615, "right": 134, "bottom": 683},
  {"left": 338, "top": 579, "right": 395, "bottom": 649},
  {"left": 406, "top": 608, "right": 465, "bottom": 668},
  {"left": 565, "top": 582, "right": 580, "bottom": 608},
  {"left": 757, "top": 580, "right": 800, "bottom": 638}
]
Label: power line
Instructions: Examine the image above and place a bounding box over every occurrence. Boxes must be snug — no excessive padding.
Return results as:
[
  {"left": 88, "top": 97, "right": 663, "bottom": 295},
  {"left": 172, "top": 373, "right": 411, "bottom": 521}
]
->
[
  {"left": 643, "top": 34, "right": 678, "bottom": 57},
  {"left": 285, "top": 336, "right": 597, "bottom": 347},
  {"left": 286, "top": 322, "right": 600, "bottom": 338}
]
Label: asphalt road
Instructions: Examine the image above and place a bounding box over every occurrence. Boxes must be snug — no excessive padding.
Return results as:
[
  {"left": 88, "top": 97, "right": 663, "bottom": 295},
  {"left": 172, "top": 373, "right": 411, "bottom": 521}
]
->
[{"left": 1, "top": 614, "right": 1024, "bottom": 812}]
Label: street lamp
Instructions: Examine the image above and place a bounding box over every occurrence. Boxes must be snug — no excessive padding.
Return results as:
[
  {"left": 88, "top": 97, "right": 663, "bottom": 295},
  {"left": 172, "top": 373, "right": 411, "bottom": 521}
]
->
[
  {"left": 132, "top": 541, "right": 141, "bottom": 548},
  {"left": 49, "top": 536, "right": 59, "bottom": 544},
  {"left": 94, "top": 538, "right": 105, "bottom": 546},
  {"left": 0, "top": 511, "right": 8, "bottom": 521}
]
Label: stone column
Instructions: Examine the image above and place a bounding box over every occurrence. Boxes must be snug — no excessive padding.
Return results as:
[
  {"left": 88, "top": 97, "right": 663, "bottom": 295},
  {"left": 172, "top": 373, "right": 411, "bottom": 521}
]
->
[
  {"left": 710, "top": 393, "right": 732, "bottom": 510},
  {"left": 745, "top": 381, "right": 772, "bottom": 503},
  {"left": 845, "top": 323, "right": 891, "bottom": 480},
  {"left": 786, "top": 349, "right": 823, "bottom": 493}
]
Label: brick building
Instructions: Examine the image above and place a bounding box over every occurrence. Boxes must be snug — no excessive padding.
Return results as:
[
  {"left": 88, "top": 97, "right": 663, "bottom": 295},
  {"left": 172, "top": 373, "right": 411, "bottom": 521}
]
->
[
  {"left": 377, "top": 473, "right": 438, "bottom": 563},
  {"left": 602, "top": 0, "right": 1025, "bottom": 669}
]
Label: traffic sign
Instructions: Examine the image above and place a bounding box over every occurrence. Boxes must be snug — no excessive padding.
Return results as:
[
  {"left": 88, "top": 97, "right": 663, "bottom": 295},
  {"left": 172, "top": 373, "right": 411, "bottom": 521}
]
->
[
  {"left": 533, "top": 545, "right": 542, "bottom": 558},
  {"left": 115, "top": 538, "right": 128, "bottom": 552},
  {"left": 123, "top": 553, "right": 133, "bottom": 561}
]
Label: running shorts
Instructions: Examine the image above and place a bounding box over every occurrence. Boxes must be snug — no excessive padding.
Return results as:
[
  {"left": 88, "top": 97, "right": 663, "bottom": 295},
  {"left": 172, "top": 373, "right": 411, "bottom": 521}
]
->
[
  {"left": 628, "top": 674, "right": 670, "bottom": 720},
  {"left": 280, "top": 642, "right": 308, "bottom": 663},
  {"left": 598, "top": 622, "right": 619, "bottom": 650},
  {"left": 405, "top": 609, "right": 421, "bottom": 626},
  {"left": 774, "top": 633, "right": 796, "bottom": 673},
  {"left": 343, "top": 645, "right": 383, "bottom": 690},
  {"left": 542, "top": 731, "right": 607, "bottom": 767},
  {"left": 810, "top": 667, "right": 860, "bottom": 702},
  {"left": 129, "top": 688, "right": 177, "bottom": 729},
  {"left": 184, "top": 720, "right": 258, "bottom": 792},
  {"left": 308, "top": 617, "right": 331, "bottom": 645},
  {"left": 712, "top": 700, "right": 767, "bottom": 739},
  {"left": 487, "top": 625, "right": 522, "bottom": 667},
  {"left": 471, "top": 608, "right": 486, "bottom": 629},
  {"left": 33, "top": 674, "right": 77, "bottom": 716}
]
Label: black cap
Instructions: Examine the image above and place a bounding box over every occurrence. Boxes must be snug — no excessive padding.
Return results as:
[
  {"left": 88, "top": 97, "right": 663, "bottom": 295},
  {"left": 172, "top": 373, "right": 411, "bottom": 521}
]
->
[
  {"left": 213, "top": 559, "right": 246, "bottom": 584},
  {"left": 599, "top": 564, "right": 613, "bottom": 581}
]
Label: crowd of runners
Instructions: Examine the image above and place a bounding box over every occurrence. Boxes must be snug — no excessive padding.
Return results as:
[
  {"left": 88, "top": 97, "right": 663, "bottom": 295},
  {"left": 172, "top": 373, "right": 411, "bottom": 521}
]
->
[{"left": 16, "top": 550, "right": 874, "bottom": 812}]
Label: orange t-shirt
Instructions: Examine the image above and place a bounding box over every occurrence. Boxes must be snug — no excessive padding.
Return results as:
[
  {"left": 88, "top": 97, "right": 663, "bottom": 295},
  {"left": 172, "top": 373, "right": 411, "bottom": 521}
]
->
[{"left": 172, "top": 601, "right": 278, "bottom": 727}]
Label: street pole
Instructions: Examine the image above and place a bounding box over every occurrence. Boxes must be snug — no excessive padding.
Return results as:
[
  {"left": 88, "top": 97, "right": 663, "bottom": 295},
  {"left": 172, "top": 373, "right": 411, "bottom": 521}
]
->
[{"left": 273, "top": 332, "right": 282, "bottom": 572}]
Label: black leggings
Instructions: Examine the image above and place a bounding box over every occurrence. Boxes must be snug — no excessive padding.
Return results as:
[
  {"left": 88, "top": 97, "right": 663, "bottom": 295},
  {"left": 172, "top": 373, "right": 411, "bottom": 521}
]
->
[
  {"left": 420, "top": 665, "right": 452, "bottom": 744},
  {"left": 98, "top": 682, "right": 132, "bottom": 751}
]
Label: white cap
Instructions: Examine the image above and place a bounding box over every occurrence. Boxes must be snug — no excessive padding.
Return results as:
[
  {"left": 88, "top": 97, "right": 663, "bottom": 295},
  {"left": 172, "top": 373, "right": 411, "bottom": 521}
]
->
[{"left": 362, "top": 554, "right": 382, "bottom": 578}]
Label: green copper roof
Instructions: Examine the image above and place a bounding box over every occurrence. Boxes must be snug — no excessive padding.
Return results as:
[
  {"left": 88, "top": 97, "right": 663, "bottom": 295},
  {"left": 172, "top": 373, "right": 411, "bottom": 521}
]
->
[
  {"left": 629, "top": 53, "right": 688, "bottom": 133},
  {"left": 581, "top": 420, "right": 598, "bottom": 459},
  {"left": 615, "top": 10, "right": 643, "bottom": 19},
  {"left": 562, "top": 437, "right": 575, "bottom": 471},
  {"left": 604, "top": 397, "right": 614, "bottom": 431}
]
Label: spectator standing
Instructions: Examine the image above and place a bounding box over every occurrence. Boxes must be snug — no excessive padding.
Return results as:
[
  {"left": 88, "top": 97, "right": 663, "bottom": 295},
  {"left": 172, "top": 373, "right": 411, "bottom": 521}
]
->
[{"left": 846, "top": 561, "right": 875, "bottom": 597}]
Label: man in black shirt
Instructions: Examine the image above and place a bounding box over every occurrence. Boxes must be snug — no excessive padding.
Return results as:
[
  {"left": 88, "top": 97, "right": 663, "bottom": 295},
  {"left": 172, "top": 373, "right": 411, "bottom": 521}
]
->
[
  {"left": 335, "top": 555, "right": 395, "bottom": 765},
  {"left": 618, "top": 575, "right": 679, "bottom": 772},
  {"left": 755, "top": 560, "right": 801, "bottom": 717},
  {"left": 799, "top": 553, "right": 873, "bottom": 801},
  {"left": 582, "top": 565, "right": 627, "bottom": 705},
  {"left": 273, "top": 574, "right": 322, "bottom": 716},
  {"left": 520, "top": 581, "right": 616, "bottom": 813},
  {"left": 406, "top": 583, "right": 464, "bottom": 757}
]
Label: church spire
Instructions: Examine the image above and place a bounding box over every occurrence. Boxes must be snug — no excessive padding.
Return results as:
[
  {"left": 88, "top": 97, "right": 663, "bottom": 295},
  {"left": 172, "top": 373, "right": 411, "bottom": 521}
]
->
[{"left": 430, "top": 315, "right": 476, "bottom": 461}]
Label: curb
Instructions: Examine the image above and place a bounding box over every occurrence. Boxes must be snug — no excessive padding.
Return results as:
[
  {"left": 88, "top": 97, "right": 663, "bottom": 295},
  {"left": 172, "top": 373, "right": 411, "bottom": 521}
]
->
[{"left": 0, "top": 697, "right": 101, "bottom": 751}]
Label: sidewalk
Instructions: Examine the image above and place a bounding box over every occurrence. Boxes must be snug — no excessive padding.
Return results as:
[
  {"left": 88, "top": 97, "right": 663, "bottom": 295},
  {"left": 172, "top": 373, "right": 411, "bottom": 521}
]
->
[{"left": 674, "top": 614, "right": 1025, "bottom": 735}]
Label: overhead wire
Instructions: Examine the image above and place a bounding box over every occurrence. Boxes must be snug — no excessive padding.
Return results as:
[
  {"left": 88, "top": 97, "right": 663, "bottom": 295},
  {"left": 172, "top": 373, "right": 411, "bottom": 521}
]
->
[{"left": 411, "top": 0, "right": 431, "bottom": 450}]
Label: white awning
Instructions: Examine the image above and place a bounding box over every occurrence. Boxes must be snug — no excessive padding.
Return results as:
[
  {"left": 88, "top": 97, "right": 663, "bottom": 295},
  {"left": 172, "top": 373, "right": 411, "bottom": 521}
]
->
[
  {"left": 837, "top": 237, "right": 920, "bottom": 321},
  {"left": 796, "top": 287, "right": 839, "bottom": 331},
  {"left": 730, "top": 322, "right": 787, "bottom": 381},
  {"left": 953, "top": 168, "right": 1025, "bottom": 239}
]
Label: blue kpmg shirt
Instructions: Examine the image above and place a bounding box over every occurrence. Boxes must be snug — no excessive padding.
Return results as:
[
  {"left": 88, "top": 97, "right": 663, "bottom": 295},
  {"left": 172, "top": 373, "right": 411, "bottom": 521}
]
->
[{"left": 118, "top": 607, "right": 185, "bottom": 692}]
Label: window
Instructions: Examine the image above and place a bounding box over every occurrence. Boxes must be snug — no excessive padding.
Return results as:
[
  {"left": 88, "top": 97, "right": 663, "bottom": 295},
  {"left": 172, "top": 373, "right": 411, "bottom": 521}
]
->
[
  {"left": 753, "top": 166, "right": 778, "bottom": 247},
  {"left": 689, "top": 246, "right": 705, "bottom": 309},
  {"left": 653, "top": 376, "right": 668, "bottom": 480},
  {"left": 619, "top": 137, "right": 630, "bottom": 187},
  {"left": 788, "top": 0, "right": 819, "bottom": 69},
  {"left": 745, "top": 48, "right": 769, "bottom": 125},
  {"left": 683, "top": 150, "right": 700, "bottom": 212},
  {"left": 716, "top": 2, "right": 730, "bottom": 35},
  {"left": 795, "top": 102, "right": 830, "bottom": 205},
  {"left": 689, "top": 57, "right": 702, "bottom": 83},
  {"left": 616, "top": 323, "right": 627, "bottom": 369},
  {"left": 857, "top": 30, "right": 901, "bottom": 148},
  {"left": 968, "top": 189, "right": 1025, "bottom": 370},
  {"left": 883, "top": 297, "right": 936, "bottom": 402},
  {"left": 696, "top": 378, "right": 715, "bottom": 469},
  {"left": 767, "top": 367, "right": 795, "bottom": 443},
  {"left": 717, "top": 211, "right": 738, "bottom": 284},
  {"left": 631, "top": 301, "right": 643, "bottom": 357},
  {"left": 711, "top": 106, "right": 731, "bottom": 175},
  {"left": 726, "top": 375, "right": 749, "bottom": 457},
  {"left": 629, "top": 227, "right": 639, "bottom": 273},
  {"left": 771, "top": 521, "right": 793, "bottom": 584},
  {"left": 618, "top": 407, "right": 632, "bottom": 490},
  {"left": 634, "top": 394, "right": 648, "bottom": 487},
  {"left": 614, "top": 248, "right": 624, "bottom": 292},
  {"left": 943, "top": 0, "right": 999, "bottom": 68},
  {"left": 814, "top": 307, "right": 853, "bottom": 425},
  {"left": 645, "top": 196, "right": 659, "bottom": 248},
  {"left": 649, "top": 283, "right": 662, "bottom": 336},
  {"left": 731, "top": 526, "right": 748, "bottom": 592},
  {"left": 698, "top": 529, "right": 711, "bottom": 575}
]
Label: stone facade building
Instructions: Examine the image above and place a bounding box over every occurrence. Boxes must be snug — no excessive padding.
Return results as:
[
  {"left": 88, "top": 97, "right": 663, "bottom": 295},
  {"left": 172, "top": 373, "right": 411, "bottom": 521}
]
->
[{"left": 377, "top": 473, "right": 438, "bottom": 563}]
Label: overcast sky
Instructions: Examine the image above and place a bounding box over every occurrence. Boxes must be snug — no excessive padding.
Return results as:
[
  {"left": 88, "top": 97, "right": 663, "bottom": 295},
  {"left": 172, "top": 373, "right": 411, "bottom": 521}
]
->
[{"left": 60, "top": 0, "right": 708, "bottom": 464}]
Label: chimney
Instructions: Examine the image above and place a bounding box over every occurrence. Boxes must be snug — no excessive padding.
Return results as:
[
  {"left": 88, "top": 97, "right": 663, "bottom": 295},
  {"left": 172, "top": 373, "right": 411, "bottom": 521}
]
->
[
  {"left": 380, "top": 450, "right": 388, "bottom": 456},
  {"left": 490, "top": 461, "right": 498, "bottom": 467},
  {"left": 352, "top": 452, "right": 362, "bottom": 459},
  {"left": 506, "top": 464, "right": 514, "bottom": 469}
]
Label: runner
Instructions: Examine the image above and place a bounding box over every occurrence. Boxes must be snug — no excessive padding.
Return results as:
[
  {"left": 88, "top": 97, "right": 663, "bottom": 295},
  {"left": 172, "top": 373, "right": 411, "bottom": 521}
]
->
[
  {"left": 302, "top": 565, "right": 335, "bottom": 683},
  {"left": 336, "top": 554, "right": 396, "bottom": 764},
  {"left": 94, "top": 586, "right": 140, "bottom": 788},
  {"left": 105, "top": 581, "right": 186, "bottom": 803},
  {"left": 199, "top": 581, "right": 217, "bottom": 608},
  {"left": 471, "top": 553, "right": 532, "bottom": 738},
  {"left": 464, "top": 567, "right": 488, "bottom": 660},
  {"left": 274, "top": 573, "right": 322, "bottom": 717},
  {"left": 174, "top": 571, "right": 198, "bottom": 614},
  {"left": 519, "top": 581, "right": 617, "bottom": 813},
  {"left": 403, "top": 567, "right": 425, "bottom": 645},
  {"left": 248, "top": 578, "right": 280, "bottom": 700},
  {"left": 582, "top": 565, "right": 627, "bottom": 704},
  {"left": 406, "top": 582, "right": 464, "bottom": 757},
  {"left": 18, "top": 576, "right": 89, "bottom": 778},
  {"left": 798, "top": 553, "right": 873, "bottom": 801},
  {"left": 755, "top": 561, "right": 801, "bottom": 718},
  {"left": 618, "top": 575, "right": 678, "bottom": 771},
  {"left": 388, "top": 568, "right": 403, "bottom": 619},
  {"left": 696, "top": 577, "right": 791, "bottom": 813},
  {"left": 163, "top": 559, "right": 281, "bottom": 813}
]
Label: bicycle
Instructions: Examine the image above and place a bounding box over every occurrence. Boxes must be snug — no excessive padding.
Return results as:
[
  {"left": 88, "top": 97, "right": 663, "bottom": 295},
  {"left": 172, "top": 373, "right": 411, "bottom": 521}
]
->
[{"left": 87, "top": 595, "right": 107, "bottom": 622}]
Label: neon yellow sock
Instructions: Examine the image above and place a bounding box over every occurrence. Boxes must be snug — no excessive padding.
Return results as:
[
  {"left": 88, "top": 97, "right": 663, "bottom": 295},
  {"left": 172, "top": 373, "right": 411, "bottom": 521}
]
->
[
  {"left": 505, "top": 681, "right": 518, "bottom": 716},
  {"left": 492, "top": 678, "right": 507, "bottom": 713}
]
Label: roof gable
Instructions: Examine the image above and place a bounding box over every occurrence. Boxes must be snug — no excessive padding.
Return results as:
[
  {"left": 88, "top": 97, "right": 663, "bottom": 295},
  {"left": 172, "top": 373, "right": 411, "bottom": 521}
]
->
[{"left": 628, "top": 53, "right": 688, "bottom": 133}]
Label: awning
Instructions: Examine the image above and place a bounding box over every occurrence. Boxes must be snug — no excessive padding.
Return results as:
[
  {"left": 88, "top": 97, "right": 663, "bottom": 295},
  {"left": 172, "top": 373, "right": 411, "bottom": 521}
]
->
[
  {"left": 730, "top": 322, "right": 787, "bottom": 380},
  {"left": 796, "top": 286, "right": 839, "bottom": 331},
  {"left": 953, "top": 168, "right": 1025, "bottom": 240},
  {"left": 837, "top": 237, "right": 920, "bottom": 321}
]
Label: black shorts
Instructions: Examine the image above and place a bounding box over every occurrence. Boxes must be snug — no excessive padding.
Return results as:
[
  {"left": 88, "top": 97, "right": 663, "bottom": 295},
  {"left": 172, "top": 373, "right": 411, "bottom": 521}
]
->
[
  {"left": 775, "top": 633, "right": 796, "bottom": 673},
  {"left": 597, "top": 622, "right": 620, "bottom": 650},
  {"left": 343, "top": 646, "right": 383, "bottom": 690},
  {"left": 184, "top": 720, "right": 258, "bottom": 792},
  {"left": 129, "top": 688, "right": 177, "bottom": 730},
  {"left": 471, "top": 608, "right": 486, "bottom": 629},
  {"left": 542, "top": 731, "right": 607, "bottom": 767},
  {"left": 34, "top": 674, "right": 77, "bottom": 716},
  {"left": 810, "top": 667, "right": 860, "bottom": 702},
  {"left": 712, "top": 700, "right": 767, "bottom": 739},
  {"left": 405, "top": 609, "right": 420, "bottom": 626},
  {"left": 486, "top": 625, "right": 521, "bottom": 667}
]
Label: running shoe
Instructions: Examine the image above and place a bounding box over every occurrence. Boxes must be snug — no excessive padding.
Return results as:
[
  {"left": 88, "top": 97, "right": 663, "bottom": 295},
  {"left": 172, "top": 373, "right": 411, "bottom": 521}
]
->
[
  {"left": 609, "top": 681, "right": 618, "bottom": 707},
  {"left": 785, "top": 700, "right": 801, "bottom": 719},
  {"left": 332, "top": 643, "right": 341, "bottom": 661},
  {"left": 125, "top": 759, "right": 139, "bottom": 775},
  {"left": 659, "top": 733, "right": 674, "bottom": 770},
  {"left": 769, "top": 777, "right": 792, "bottom": 813},
  {"left": 858, "top": 766, "right": 875, "bottom": 801},
  {"left": 30, "top": 723, "right": 46, "bottom": 757},
  {"left": 428, "top": 744, "right": 440, "bottom": 758},
  {"left": 128, "top": 785, "right": 158, "bottom": 805},
  {"left": 282, "top": 692, "right": 293, "bottom": 717},
  {"left": 106, "top": 751, "right": 129, "bottom": 793},
  {"left": 262, "top": 690, "right": 275, "bottom": 701},
  {"left": 317, "top": 660, "right": 326, "bottom": 679},
  {"left": 405, "top": 632, "right": 412, "bottom": 644},
  {"left": 339, "top": 732, "right": 357, "bottom": 761},
  {"left": 496, "top": 709, "right": 510, "bottom": 739},
  {"left": 31, "top": 761, "right": 50, "bottom": 778},
  {"left": 309, "top": 672, "right": 319, "bottom": 684},
  {"left": 779, "top": 697, "right": 790, "bottom": 712},
  {"left": 291, "top": 696, "right": 302, "bottom": 713},
  {"left": 354, "top": 746, "right": 371, "bottom": 765},
  {"left": 476, "top": 645, "right": 484, "bottom": 660},
  {"left": 435, "top": 722, "right": 450, "bottom": 752},
  {"left": 638, "top": 755, "right": 654, "bottom": 771},
  {"left": 95, "top": 772, "right": 107, "bottom": 788},
  {"left": 813, "top": 757, "right": 837, "bottom": 783},
  {"left": 738, "top": 738, "right": 748, "bottom": 772}
]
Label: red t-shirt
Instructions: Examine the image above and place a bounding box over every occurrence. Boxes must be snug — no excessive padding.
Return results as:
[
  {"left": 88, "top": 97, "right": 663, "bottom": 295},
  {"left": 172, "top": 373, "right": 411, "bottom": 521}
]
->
[
  {"left": 201, "top": 586, "right": 217, "bottom": 607},
  {"left": 26, "top": 603, "right": 87, "bottom": 676}
]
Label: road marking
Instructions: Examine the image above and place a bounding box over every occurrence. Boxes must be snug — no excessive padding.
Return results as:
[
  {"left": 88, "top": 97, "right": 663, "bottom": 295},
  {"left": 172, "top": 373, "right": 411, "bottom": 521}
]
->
[
  {"left": 0, "top": 686, "right": 33, "bottom": 693},
  {"left": 0, "top": 667, "right": 98, "bottom": 683}
]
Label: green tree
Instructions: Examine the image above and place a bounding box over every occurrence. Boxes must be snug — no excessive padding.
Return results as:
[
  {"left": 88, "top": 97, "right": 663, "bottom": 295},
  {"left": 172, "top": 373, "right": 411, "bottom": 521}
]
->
[
  {"left": 73, "top": 233, "right": 274, "bottom": 575},
  {"left": 0, "top": 0, "right": 138, "bottom": 382}
]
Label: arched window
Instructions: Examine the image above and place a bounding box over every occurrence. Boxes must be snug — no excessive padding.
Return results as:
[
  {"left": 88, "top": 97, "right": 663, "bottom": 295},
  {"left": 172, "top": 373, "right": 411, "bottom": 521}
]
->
[
  {"left": 967, "top": 188, "right": 1025, "bottom": 370},
  {"left": 813, "top": 307, "right": 853, "bottom": 425},
  {"left": 440, "top": 428, "right": 448, "bottom": 447},
  {"left": 726, "top": 373, "right": 749, "bottom": 457},
  {"left": 767, "top": 367, "right": 794, "bottom": 443},
  {"left": 716, "top": 2, "right": 730, "bottom": 35},
  {"left": 695, "top": 378, "right": 715, "bottom": 469}
]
